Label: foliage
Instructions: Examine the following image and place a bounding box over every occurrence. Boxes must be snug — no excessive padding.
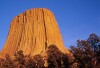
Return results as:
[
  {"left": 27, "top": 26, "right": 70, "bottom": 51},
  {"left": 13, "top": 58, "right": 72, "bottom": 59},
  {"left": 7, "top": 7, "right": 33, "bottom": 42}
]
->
[
  {"left": 47, "top": 45, "right": 74, "bottom": 68},
  {"left": 24, "top": 55, "right": 35, "bottom": 68},
  {"left": 0, "top": 54, "right": 15, "bottom": 68},
  {"left": 34, "top": 54, "right": 44, "bottom": 68},
  {"left": 70, "top": 40, "right": 94, "bottom": 68},
  {"left": 70, "top": 33, "right": 100, "bottom": 68},
  {"left": 0, "top": 33, "right": 100, "bottom": 68},
  {"left": 14, "top": 50, "right": 25, "bottom": 67},
  {"left": 87, "top": 33, "right": 100, "bottom": 66},
  {"left": 0, "top": 45, "right": 72, "bottom": 68},
  {"left": 87, "top": 33, "right": 100, "bottom": 52}
]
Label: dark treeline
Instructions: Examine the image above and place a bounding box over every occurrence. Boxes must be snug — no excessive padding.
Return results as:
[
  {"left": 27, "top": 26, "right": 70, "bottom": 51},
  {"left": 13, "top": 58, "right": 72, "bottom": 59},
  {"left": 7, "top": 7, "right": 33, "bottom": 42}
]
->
[
  {"left": 0, "top": 33, "right": 100, "bottom": 68},
  {"left": 70, "top": 33, "right": 100, "bottom": 68},
  {"left": 0, "top": 45, "right": 74, "bottom": 68}
]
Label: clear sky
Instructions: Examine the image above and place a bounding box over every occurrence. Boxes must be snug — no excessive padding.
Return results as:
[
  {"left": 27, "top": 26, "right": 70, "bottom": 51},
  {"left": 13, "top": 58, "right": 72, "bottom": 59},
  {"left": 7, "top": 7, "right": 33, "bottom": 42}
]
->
[{"left": 0, "top": 0, "right": 100, "bottom": 50}]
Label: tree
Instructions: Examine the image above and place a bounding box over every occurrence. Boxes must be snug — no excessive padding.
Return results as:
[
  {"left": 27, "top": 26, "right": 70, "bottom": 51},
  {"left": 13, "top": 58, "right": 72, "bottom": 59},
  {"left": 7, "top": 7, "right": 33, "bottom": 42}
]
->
[
  {"left": 87, "top": 33, "right": 100, "bottom": 66},
  {"left": 25, "top": 55, "right": 35, "bottom": 68},
  {"left": 14, "top": 50, "right": 25, "bottom": 68},
  {"left": 47, "top": 45, "right": 72, "bottom": 68},
  {"left": 1, "top": 54, "right": 15, "bottom": 68},
  {"left": 0, "top": 58, "right": 4, "bottom": 67},
  {"left": 34, "top": 54, "right": 44, "bottom": 68},
  {"left": 87, "top": 33, "right": 100, "bottom": 52},
  {"left": 48, "top": 54, "right": 58, "bottom": 68},
  {"left": 70, "top": 40, "right": 95, "bottom": 68}
]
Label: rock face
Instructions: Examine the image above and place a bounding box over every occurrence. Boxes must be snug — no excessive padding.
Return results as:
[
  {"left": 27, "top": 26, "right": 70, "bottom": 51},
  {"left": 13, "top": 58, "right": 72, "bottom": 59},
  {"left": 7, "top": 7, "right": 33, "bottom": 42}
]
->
[{"left": 1, "top": 8, "right": 72, "bottom": 57}]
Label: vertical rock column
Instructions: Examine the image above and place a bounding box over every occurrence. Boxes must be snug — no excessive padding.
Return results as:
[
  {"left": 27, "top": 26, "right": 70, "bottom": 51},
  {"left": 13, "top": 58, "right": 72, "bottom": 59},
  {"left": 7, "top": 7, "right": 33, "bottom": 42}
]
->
[{"left": 1, "top": 8, "right": 72, "bottom": 57}]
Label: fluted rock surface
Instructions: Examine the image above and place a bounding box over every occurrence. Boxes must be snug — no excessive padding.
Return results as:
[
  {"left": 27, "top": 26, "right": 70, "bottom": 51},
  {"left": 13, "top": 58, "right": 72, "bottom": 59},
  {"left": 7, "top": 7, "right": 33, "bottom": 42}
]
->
[{"left": 1, "top": 8, "right": 72, "bottom": 57}]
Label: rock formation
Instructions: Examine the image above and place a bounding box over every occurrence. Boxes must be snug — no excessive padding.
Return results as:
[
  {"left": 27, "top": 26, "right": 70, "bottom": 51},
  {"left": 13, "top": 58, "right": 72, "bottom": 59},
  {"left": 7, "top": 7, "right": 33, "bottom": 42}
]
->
[{"left": 1, "top": 8, "right": 72, "bottom": 57}]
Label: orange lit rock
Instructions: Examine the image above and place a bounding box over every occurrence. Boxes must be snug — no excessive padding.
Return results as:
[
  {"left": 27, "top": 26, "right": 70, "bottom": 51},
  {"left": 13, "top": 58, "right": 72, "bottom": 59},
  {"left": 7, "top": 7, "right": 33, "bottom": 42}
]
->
[{"left": 1, "top": 8, "right": 73, "bottom": 58}]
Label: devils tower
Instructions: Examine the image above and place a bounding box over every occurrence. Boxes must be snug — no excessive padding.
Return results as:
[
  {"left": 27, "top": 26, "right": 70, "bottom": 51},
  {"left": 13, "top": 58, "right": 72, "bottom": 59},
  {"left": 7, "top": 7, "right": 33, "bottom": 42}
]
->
[{"left": 1, "top": 8, "right": 72, "bottom": 57}]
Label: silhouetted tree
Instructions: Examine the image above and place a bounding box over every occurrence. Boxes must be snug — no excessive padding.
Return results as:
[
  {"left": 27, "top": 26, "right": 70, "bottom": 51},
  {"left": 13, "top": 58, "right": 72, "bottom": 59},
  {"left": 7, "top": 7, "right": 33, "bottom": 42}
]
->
[
  {"left": 34, "top": 54, "right": 44, "bottom": 68},
  {"left": 1, "top": 54, "right": 15, "bottom": 68},
  {"left": 47, "top": 45, "right": 72, "bottom": 68},
  {"left": 14, "top": 50, "right": 25, "bottom": 68},
  {"left": 0, "top": 58, "right": 4, "bottom": 67},
  {"left": 70, "top": 40, "right": 95, "bottom": 68},
  {"left": 48, "top": 54, "right": 58, "bottom": 68},
  {"left": 87, "top": 33, "right": 100, "bottom": 67},
  {"left": 25, "top": 55, "right": 35, "bottom": 68},
  {"left": 87, "top": 33, "right": 100, "bottom": 52}
]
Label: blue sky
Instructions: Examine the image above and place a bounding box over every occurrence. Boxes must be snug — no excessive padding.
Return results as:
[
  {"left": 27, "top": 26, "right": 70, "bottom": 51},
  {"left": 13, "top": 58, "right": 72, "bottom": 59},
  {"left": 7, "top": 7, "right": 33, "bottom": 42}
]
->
[{"left": 0, "top": 0, "right": 100, "bottom": 49}]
